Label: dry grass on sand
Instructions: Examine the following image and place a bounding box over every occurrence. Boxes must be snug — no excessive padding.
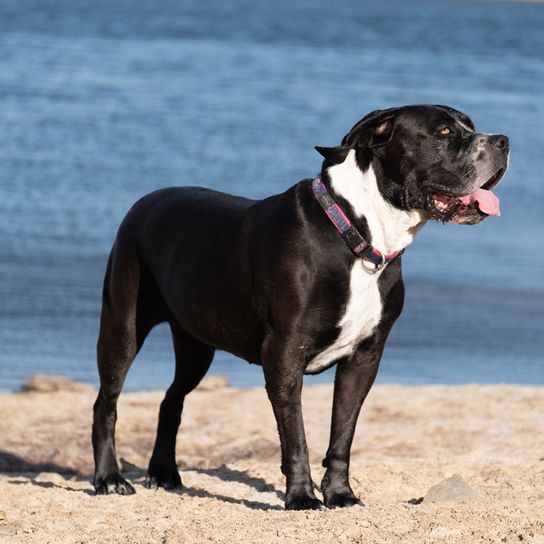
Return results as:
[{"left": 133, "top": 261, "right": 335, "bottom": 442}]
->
[{"left": 1, "top": 375, "right": 543, "bottom": 543}]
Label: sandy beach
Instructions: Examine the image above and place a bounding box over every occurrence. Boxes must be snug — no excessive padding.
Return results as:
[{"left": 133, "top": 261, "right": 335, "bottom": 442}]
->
[{"left": 0, "top": 376, "right": 543, "bottom": 543}]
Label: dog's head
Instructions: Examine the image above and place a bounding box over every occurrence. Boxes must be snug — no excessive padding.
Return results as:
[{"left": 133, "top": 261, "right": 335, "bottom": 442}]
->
[{"left": 316, "top": 105, "right": 509, "bottom": 224}]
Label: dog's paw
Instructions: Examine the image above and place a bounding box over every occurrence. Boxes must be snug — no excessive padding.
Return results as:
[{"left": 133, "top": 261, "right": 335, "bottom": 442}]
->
[
  {"left": 285, "top": 495, "right": 325, "bottom": 511},
  {"left": 146, "top": 466, "right": 183, "bottom": 490},
  {"left": 324, "top": 489, "right": 363, "bottom": 509},
  {"left": 94, "top": 474, "right": 135, "bottom": 496}
]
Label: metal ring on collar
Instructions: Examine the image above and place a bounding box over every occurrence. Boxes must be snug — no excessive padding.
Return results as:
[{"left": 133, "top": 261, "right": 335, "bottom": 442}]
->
[{"left": 361, "top": 252, "right": 386, "bottom": 274}]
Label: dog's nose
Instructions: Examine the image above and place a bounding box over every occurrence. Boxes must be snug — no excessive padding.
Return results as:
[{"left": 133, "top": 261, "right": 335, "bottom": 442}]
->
[
  {"left": 488, "top": 134, "right": 509, "bottom": 151},
  {"left": 476, "top": 134, "right": 509, "bottom": 152}
]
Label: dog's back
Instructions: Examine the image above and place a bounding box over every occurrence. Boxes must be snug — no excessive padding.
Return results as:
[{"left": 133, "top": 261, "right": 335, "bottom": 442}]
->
[{"left": 104, "top": 187, "right": 268, "bottom": 353}]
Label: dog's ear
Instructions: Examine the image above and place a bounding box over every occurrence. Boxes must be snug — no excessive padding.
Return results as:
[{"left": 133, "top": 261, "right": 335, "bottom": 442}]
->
[
  {"left": 315, "top": 145, "right": 351, "bottom": 164},
  {"left": 341, "top": 108, "right": 399, "bottom": 150},
  {"left": 368, "top": 115, "right": 396, "bottom": 148}
]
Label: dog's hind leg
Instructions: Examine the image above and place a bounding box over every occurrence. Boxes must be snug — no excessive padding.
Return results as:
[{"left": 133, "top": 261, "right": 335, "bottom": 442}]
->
[
  {"left": 147, "top": 323, "right": 214, "bottom": 489},
  {"left": 92, "top": 244, "right": 160, "bottom": 495}
]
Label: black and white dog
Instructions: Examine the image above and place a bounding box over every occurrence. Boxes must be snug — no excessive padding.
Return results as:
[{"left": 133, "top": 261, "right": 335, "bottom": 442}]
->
[{"left": 92, "top": 105, "right": 508, "bottom": 510}]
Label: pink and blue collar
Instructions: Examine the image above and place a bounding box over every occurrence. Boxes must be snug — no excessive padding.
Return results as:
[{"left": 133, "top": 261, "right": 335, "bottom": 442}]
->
[{"left": 311, "top": 174, "right": 403, "bottom": 272}]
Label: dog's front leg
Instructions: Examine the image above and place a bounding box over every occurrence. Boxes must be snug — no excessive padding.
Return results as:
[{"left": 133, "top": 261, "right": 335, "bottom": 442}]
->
[
  {"left": 262, "top": 342, "right": 324, "bottom": 511},
  {"left": 321, "top": 336, "right": 383, "bottom": 508}
]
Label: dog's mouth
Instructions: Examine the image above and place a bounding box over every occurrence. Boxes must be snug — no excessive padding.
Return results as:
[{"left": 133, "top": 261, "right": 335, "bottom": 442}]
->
[{"left": 427, "top": 168, "right": 504, "bottom": 224}]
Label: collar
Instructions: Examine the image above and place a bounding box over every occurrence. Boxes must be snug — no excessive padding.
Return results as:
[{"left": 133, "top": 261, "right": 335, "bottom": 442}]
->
[{"left": 311, "top": 174, "right": 403, "bottom": 273}]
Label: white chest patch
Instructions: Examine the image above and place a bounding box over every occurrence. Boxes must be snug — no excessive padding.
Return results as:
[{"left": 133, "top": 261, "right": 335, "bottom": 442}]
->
[
  {"left": 304, "top": 149, "right": 427, "bottom": 374},
  {"left": 305, "top": 260, "right": 383, "bottom": 373}
]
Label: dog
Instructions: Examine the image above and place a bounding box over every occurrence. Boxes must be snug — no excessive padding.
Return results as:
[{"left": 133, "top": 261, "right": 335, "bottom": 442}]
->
[{"left": 92, "top": 104, "right": 508, "bottom": 510}]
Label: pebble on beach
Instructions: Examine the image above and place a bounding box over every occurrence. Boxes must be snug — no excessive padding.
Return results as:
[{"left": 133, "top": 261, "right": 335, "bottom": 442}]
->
[{"left": 423, "top": 473, "right": 478, "bottom": 503}]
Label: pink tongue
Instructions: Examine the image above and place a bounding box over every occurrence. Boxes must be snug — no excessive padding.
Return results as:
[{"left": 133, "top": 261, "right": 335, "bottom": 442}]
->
[{"left": 458, "top": 188, "right": 501, "bottom": 217}]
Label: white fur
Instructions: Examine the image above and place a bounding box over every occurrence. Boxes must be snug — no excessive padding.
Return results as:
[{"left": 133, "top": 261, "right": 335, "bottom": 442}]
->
[
  {"left": 328, "top": 150, "right": 426, "bottom": 255},
  {"left": 457, "top": 119, "right": 474, "bottom": 133},
  {"left": 305, "top": 259, "right": 383, "bottom": 373},
  {"left": 305, "top": 151, "right": 426, "bottom": 373}
]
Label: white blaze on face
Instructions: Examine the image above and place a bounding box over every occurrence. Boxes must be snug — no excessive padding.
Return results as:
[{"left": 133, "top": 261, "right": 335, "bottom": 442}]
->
[{"left": 457, "top": 119, "right": 474, "bottom": 133}]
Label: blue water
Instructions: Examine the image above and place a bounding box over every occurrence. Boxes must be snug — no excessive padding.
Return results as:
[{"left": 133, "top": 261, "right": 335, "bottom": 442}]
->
[{"left": 1, "top": 0, "right": 543, "bottom": 392}]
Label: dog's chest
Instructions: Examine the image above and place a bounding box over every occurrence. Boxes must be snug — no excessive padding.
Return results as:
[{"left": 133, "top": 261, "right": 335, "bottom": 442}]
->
[{"left": 305, "top": 261, "right": 383, "bottom": 373}]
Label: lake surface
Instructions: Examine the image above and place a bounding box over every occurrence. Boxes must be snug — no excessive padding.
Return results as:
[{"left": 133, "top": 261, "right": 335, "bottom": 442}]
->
[{"left": 1, "top": 0, "right": 543, "bottom": 392}]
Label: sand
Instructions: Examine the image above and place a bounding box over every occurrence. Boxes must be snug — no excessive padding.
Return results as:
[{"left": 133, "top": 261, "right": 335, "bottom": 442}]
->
[{"left": 1, "top": 376, "right": 543, "bottom": 543}]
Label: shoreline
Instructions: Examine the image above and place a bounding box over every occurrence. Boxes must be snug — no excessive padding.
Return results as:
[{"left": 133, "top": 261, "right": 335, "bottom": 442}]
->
[
  {"left": 4, "top": 371, "right": 544, "bottom": 396},
  {"left": 1, "top": 377, "right": 543, "bottom": 543}
]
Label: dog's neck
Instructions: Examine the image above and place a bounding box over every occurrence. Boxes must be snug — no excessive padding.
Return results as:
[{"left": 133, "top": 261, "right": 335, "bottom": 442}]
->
[{"left": 325, "top": 150, "right": 427, "bottom": 255}]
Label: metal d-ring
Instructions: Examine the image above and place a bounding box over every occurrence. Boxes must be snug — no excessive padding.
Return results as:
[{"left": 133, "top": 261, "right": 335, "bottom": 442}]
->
[{"left": 361, "top": 252, "right": 386, "bottom": 274}]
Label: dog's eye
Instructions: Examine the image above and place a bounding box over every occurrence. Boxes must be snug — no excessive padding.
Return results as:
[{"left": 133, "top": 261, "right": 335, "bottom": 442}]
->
[{"left": 440, "top": 127, "right": 451, "bottom": 135}]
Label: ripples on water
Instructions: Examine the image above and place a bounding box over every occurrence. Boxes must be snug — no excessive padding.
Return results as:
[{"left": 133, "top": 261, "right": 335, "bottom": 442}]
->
[{"left": 1, "top": 0, "right": 543, "bottom": 391}]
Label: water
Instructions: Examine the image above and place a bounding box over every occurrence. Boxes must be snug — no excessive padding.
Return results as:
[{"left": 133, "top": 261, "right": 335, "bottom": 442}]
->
[{"left": 1, "top": 0, "right": 543, "bottom": 392}]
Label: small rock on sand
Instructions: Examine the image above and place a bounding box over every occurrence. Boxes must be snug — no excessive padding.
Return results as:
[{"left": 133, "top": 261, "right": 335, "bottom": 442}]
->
[
  {"left": 20, "top": 374, "right": 96, "bottom": 393},
  {"left": 0, "top": 510, "right": 6, "bottom": 522},
  {"left": 423, "top": 473, "right": 477, "bottom": 503}
]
